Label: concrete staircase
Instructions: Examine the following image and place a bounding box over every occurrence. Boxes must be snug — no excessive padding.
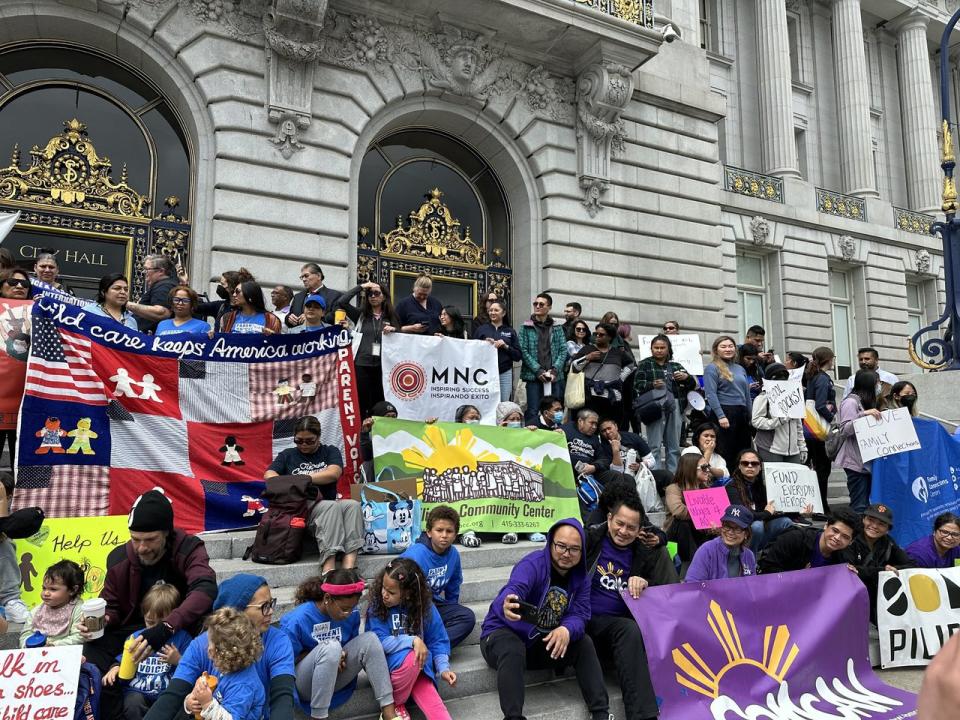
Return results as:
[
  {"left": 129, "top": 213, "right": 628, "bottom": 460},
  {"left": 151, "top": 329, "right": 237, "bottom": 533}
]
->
[{"left": 206, "top": 532, "right": 628, "bottom": 719}]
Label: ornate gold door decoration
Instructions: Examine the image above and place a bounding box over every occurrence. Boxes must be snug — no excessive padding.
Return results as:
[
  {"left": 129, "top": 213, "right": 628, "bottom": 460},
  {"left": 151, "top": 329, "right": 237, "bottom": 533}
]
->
[
  {"left": 381, "top": 188, "right": 485, "bottom": 266},
  {"left": 0, "top": 119, "right": 148, "bottom": 216}
]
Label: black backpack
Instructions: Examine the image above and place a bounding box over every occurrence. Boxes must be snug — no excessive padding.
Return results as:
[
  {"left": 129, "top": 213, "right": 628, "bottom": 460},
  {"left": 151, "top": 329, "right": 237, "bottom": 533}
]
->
[{"left": 243, "top": 475, "right": 320, "bottom": 565}]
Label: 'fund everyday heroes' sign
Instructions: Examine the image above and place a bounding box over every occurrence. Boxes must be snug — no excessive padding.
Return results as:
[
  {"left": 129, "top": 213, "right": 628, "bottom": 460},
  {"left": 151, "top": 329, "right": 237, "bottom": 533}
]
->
[{"left": 764, "top": 462, "right": 823, "bottom": 513}]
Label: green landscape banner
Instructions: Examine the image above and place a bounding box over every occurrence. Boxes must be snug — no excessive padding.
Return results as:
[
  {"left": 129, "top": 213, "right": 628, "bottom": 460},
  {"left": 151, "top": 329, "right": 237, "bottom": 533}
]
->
[{"left": 372, "top": 418, "right": 580, "bottom": 533}]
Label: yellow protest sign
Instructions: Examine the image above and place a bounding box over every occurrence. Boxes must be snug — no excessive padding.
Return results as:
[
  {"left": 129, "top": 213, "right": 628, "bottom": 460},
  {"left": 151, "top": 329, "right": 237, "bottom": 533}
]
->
[{"left": 16, "top": 515, "right": 128, "bottom": 607}]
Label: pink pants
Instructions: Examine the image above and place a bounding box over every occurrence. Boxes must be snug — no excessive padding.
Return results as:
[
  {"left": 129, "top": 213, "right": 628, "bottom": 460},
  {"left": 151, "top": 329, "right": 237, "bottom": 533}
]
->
[{"left": 389, "top": 652, "right": 451, "bottom": 720}]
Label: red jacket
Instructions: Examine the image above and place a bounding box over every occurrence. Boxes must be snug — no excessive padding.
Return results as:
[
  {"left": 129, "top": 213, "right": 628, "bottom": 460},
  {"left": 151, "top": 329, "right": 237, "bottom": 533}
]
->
[{"left": 102, "top": 530, "right": 217, "bottom": 632}]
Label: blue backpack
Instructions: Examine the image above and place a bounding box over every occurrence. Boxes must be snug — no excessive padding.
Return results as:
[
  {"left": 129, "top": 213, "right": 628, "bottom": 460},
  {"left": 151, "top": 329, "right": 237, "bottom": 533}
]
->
[{"left": 75, "top": 662, "right": 102, "bottom": 720}]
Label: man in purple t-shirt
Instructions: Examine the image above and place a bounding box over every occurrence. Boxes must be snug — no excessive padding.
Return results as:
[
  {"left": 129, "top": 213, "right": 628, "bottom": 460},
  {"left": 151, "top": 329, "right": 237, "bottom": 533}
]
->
[{"left": 584, "top": 491, "right": 677, "bottom": 720}]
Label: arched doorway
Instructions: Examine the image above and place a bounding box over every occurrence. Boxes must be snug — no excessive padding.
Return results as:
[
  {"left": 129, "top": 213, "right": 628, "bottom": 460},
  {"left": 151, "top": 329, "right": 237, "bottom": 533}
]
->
[
  {"left": 356, "top": 128, "right": 512, "bottom": 319},
  {"left": 0, "top": 42, "right": 193, "bottom": 299}
]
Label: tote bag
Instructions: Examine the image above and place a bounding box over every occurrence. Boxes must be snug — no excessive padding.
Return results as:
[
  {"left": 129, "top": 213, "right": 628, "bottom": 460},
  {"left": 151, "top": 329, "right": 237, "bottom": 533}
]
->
[
  {"left": 360, "top": 481, "right": 422, "bottom": 555},
  {"left": 565, "top": 368, "right": 586, "bottom": 409}
]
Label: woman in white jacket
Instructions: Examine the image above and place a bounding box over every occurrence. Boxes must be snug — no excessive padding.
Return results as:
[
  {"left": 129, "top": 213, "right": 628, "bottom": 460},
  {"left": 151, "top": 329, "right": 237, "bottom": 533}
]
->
[{"left": 751, "top": 363, "right": 807, "bottom": 463}]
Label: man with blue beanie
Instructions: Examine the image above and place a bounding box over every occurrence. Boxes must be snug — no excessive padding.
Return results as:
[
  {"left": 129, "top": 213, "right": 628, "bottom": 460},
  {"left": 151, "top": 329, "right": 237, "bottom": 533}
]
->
[
  {"left": 480, "top": 518, "right": 612, "bottom": 720},
  {"left": 145, "top": 574, "right": 296, "bottom": 720},
  {"left": 401, "top": 505, "right": 475, "bottom": 648}
]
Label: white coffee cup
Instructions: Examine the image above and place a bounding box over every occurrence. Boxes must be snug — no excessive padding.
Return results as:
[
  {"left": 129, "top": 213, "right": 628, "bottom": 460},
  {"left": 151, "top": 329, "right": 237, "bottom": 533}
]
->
[{"left": 82, "top": 598, "right": 107, "bottom": 639}]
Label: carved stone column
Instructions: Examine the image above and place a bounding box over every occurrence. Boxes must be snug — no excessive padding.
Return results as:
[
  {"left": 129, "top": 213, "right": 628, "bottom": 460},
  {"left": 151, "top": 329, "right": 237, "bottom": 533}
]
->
[
  {"left": 575, "top": 63, "right": 633, "bottom": 216},
  {"left": 830, "top": 0, "right": 878, "bottom": 197},
  {"left": 756, "top": 0, "right": 798, "bottom": 177},
  {"left": 263, "top": 0, "right": 327, "bottom": 159},
  {"left": 893, "top": 11, "right": 940, "bottom": 213}
]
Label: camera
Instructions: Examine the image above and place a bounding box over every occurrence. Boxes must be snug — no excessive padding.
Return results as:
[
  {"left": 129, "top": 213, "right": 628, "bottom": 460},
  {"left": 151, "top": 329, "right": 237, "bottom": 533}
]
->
[{"left": 661, "top": 24, "right": 680, "bottom": 43}]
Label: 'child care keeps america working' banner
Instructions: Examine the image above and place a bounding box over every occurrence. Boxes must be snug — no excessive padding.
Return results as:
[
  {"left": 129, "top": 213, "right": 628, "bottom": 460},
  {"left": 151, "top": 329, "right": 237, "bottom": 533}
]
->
[
  {"left": 14, "top": 296, "right": 360, "bottom": 532},
  {"left": 372, "top": 418, "right": 580, "bottom": 533}
]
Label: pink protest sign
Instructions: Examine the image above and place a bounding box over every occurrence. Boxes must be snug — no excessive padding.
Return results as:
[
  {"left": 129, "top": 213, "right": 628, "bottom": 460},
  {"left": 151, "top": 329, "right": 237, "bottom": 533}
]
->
[{"left": 683, "top": 487, "right": 731, "bottom": 529}]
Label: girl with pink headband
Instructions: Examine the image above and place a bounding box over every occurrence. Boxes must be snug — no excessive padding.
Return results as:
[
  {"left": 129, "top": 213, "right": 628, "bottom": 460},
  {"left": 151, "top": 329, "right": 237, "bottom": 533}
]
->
[{"left": 278, "top": 569, "right": 402, "bottom": 720}]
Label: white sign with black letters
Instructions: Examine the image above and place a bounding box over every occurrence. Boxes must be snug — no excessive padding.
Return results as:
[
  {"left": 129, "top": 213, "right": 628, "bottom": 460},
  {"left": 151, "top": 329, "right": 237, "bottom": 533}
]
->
[
  {"left": 854, "top": 407, "right": 921, "bottom": 462},
  {"left": 762, "top": 379, "right": 806, "bottom": 419},
  {"left": 764, "top": 462, "right": 824, "bottom": 514},
  {"left": 636, "top": 334, "right": 704, "bottom": 375}
]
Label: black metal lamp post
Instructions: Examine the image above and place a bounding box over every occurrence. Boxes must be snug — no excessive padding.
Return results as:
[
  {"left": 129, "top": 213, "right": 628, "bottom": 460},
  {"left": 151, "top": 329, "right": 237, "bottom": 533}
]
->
[{"left": 909, "top": 9, "right": 960, "bottom": 371}]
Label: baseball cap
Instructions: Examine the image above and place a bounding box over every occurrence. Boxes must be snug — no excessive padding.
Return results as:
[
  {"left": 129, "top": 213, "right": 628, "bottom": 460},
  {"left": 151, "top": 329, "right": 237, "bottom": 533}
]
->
[
  {"left": 304, "top": 293, "right": 326, "bottom": 309},
  {"left": 863, "top": 503, "right": 893, "bottom": 526},
  {"left": 720, "top": 504, "right": 753, "bottom": 529}
]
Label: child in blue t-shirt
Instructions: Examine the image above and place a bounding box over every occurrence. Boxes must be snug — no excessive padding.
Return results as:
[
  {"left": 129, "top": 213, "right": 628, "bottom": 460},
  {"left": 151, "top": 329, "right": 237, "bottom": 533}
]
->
[
  {"left": 401, "top": 506, "right": 475, "bottom": 648},
  {"left": 279, "top": 569, "right": 400, "bottom": 720},
  {"left": 102, "top": 583, "right": 193, "bottom": 718},
  {"left": 186, "top": 607, "right": 264, "bottom": 720},
  {"left": 367, "top": 558, "right": 456, "bottom": 720}
]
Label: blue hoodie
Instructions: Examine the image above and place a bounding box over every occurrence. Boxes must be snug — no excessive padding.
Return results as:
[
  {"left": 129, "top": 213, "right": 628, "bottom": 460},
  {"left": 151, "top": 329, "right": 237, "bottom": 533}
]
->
[
  {"left": 401, "top": 532, "right": 464, "bottom": 604},
  {"left": 480, "top": 518, "right": 591, "bottom": 646}
]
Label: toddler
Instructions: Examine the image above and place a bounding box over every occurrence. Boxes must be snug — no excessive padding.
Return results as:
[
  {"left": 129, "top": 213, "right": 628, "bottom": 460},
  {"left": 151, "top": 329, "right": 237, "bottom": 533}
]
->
[
  {"left": 19, "top": 559, "right": 84, "bottom": 646},
  {"left": 186, "top": 607, "right": 264, "bottom": 720},
  {"left": 102, "top": 583, "right": 194, "bottom": 720}
]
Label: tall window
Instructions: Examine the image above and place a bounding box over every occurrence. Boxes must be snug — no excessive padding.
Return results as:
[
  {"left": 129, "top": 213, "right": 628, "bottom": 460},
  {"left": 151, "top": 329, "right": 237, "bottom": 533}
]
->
[
  {"left": 794, "top": 128, "right": 807, "bottom": 179},
  {"left": 906, "top": 282, "right": 924, "bottom": 338},
  {"left": 829, "top": 270, "right": 856, "bottom": 380},
  {"left": 699, "top": 0, "right": 720, "bottom": 53},
  {"left": 736, "top": 252, "right": 767, "bottom": 341},
  {"left": 787, "top": 14, "right": 801, "bottom": 83}
]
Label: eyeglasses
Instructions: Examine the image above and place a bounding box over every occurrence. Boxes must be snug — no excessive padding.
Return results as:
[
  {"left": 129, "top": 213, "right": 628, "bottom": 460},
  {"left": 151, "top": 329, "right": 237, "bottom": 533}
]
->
[
  {"left": 739, "top": 460, "right": 761, "bottom": 468},
  {"left": 143, "top": 266, "right": 158, "bottom": 273},
  {"left": 3, "top": 278, "right": 29, "bottom": 288},
  {"left": 663, "top": 325, "right": 678, "bottom": 332},
  {"left": 171, "top": 297, "right": 191, "bottom": 304},
  {"left": 299, "top": 273, "right": 317, "bottom": 280},
  {"left": 367, "top": 290, "right": 382, "bottom": 297},
  {"left": 552, "top": 541, "right": 582, "bottom": 556},
  {"left": 293, "top": 436, "right": 318, "bottom": 445},
  {"left": 937, "top": 528, "right": 960, "bottom": 540},
  {"left": 699, "top": 463, "right": 712, "bottom": 473},
  {"left": 246, "top": 598, "right": 278, "bottom": 616},
  {"left": 532, "top": 301, "right": 547, "bottom": 307}
]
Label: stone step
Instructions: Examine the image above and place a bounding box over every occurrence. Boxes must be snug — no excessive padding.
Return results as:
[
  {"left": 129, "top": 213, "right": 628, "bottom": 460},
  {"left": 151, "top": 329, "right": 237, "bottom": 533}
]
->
[{"left": 327, "top": 642, "right": 625, "bottom": 720}]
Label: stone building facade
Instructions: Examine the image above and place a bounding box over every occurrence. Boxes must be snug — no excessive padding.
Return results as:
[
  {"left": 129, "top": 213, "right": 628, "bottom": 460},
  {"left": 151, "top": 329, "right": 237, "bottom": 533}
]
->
[{"left": 0, "top": 0, "right": 951, "bottom": 380}]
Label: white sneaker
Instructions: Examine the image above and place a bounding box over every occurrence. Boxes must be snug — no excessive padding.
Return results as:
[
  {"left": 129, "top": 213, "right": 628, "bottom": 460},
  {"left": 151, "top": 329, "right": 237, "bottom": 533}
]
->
[{"left": 5, "top": 599, "right": 30, "bottom": 624}]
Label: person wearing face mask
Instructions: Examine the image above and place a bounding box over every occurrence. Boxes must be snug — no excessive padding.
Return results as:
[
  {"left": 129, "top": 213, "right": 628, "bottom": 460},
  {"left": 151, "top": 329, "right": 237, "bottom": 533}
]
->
[
  {"left": 886, "top": 381, "right": 919, "bottom": 416},
  {"left": 196, "top": 268, "right": 254, "bottom": 329},
  {"left": 496, "top": 402, "right": 548, "bottom": 544},
  {"left": 531, "top": 396, "right": 565, "bottom": 432}
]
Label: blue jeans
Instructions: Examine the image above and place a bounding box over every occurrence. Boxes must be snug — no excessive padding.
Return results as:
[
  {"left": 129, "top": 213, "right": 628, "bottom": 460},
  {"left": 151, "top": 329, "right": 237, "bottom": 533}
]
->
[
  {"left": 845, "top": 468, "right": 872, "bottom": 514},
  {"left": 499, "top": 370, "right": 513, "bottom": 403},
  {"left": 644, "top": 409, "right": 681, "bottom": 474},
  {"left": 750, "top": 516, "right": 794, "bottom": 554}
]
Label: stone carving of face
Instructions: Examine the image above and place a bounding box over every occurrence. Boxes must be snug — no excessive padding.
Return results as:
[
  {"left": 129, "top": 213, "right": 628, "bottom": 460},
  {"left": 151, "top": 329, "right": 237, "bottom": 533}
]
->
[{"left": 452, "top": 49, "right": 477, "bottom": 82}]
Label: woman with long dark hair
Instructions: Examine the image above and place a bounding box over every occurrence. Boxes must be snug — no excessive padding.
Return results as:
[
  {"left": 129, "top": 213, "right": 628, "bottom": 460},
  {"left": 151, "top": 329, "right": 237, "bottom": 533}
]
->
[
  {"left": 84, "top": 273, "right": 138, "bottom": 329},
  {"left": 570, "top": 322, "right": 636, "bottom": 426},
  {"left": 220, "top": 280, "right": 281, "bottom": 334},
  {"left": 336, "top": 281, "right": 399, "bottom": 418},
  {"left": 473, "top": 300, "right": 521, "bottom": 403},
  {"left": 835, "top": 369, "right": 882, "bottom": 513},
  {"left": 725, "top": 449, "right": 796, "bottom": 552},
  {"left": 703, "top": 335, "right": 752, "bottom": 467},
  {"left": 663, "top": 452, "right": 714, "bottom": 565},
  {"left": 887, "top": 381, "right": 919, "bottom": 416},
  {"left": 198, "top": 267, "right": 254, "bottom": 328},
  {"left": 436, "top": 305, "right": 466, "bottom": 339},
  {"left": 803, "top": 346, "right": 837, "bottom": 512}
]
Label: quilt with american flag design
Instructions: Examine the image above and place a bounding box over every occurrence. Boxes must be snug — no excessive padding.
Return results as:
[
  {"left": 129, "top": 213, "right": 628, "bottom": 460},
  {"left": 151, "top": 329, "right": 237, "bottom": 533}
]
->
[{"left": 15, "top": 294, "right": 361, "bottom": 532}]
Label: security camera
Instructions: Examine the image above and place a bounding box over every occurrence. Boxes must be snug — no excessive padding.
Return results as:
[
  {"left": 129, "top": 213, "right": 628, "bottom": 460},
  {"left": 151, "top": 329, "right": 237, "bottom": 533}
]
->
[{"left": 661, "top": 23, "right": 680, "bottom": 43}]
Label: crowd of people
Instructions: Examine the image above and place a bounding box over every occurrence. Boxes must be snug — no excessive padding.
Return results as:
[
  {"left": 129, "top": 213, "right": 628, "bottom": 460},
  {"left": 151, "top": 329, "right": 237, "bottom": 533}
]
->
[{"left": 0, "top": 248, "right": 954, "bottom": 720}]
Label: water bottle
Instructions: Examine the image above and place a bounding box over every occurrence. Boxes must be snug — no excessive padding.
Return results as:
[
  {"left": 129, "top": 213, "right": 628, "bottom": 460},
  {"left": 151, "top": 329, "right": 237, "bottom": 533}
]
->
[
  {"left": 625, "top": 449, "right": 637, "bottom": 472},
  {"left": 24, "top": 631, "right": 46, "bottom": 648}
]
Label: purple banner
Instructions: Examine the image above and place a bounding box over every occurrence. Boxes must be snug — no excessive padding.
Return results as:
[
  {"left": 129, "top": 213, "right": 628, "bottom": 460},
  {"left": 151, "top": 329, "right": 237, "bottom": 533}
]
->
[{"left": 625, "top": 566, "right": 917, "bottom": 719}]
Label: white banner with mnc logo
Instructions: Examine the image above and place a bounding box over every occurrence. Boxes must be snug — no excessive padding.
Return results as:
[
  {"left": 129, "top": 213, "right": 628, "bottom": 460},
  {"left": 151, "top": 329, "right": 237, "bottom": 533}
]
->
[
  {"left": 381, "top": 333, "right": 500, "bottom": 424},
  {"left": 878, "top": 567, "right": 960, "bottom": 668}
]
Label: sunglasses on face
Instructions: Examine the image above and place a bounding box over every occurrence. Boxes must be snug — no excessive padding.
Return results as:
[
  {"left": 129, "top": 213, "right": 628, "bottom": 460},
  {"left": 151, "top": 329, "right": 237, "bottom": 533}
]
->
[
  {"left": 293, "top": 436, "right": 319, "bottom": 445},
  {"left": 699, "top": 463, "right": 712, "bottom": 473},
  {"left": 367, "top": 290, "right": 382, "bottom": 297},
  {"left": 3, "top": 278, "right": 28, "bottom": 288},
  {"left": 740, "top": 460, "right": 761, "bottom": 468},
  {"left": 575, "top": 327, "right": 587, "bottom": 333},
  {"left": 532, "top": 301, "right": 547, "bottom": 307},
  {"left": 664, "top": 326, "right": 677, "bottom": 332}
]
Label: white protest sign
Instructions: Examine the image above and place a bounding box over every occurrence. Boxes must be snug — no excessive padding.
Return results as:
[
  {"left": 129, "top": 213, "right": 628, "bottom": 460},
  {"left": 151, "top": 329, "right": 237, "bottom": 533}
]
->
[
  {"left": 761, "top": 379, "right": 805, "bottom": 419},
  {"left": 636, "top": 334, "right": 703, "bottom": 375},
  {"left": 788, "top": 367, "right": 804, "bottom": 382},
  {"left": 878, "top": 567, "right": 960, "bottom": 668},
  {"left": 0, "top": 645, "right": 82, "bottom": 718},
  {"left": 853, "top": 407, "right": 921, "bottom": 462},
  {"left": 381, "top": 333, "right": 500, "bottom": 424},
  {"left": 764, "top": 462, "right": 824, "bottom": 513}
]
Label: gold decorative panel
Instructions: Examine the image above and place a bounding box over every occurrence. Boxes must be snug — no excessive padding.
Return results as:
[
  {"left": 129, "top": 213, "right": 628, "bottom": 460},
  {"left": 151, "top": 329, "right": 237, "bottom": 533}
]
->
[
  {"left": 380, "top": 188, "right": 485, "bottom": 267},
  {"left": 0, "top": 119, "right": 149, "bottom": 218}
]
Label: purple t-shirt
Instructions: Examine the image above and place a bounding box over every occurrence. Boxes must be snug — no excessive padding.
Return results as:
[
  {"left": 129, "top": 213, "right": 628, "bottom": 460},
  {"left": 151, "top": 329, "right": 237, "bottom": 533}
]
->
[{"left": 589, "top": 536, "right": 633, "bottom": 617}]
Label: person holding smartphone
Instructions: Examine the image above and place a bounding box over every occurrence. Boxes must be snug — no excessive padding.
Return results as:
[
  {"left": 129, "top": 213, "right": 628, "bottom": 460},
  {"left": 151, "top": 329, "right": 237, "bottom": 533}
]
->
[
  {"left": 395, "top": 273, "right": 443, "bottom": 334},
  {"left": 480, "top": 518, "right": 613, "bottom": 720}
]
